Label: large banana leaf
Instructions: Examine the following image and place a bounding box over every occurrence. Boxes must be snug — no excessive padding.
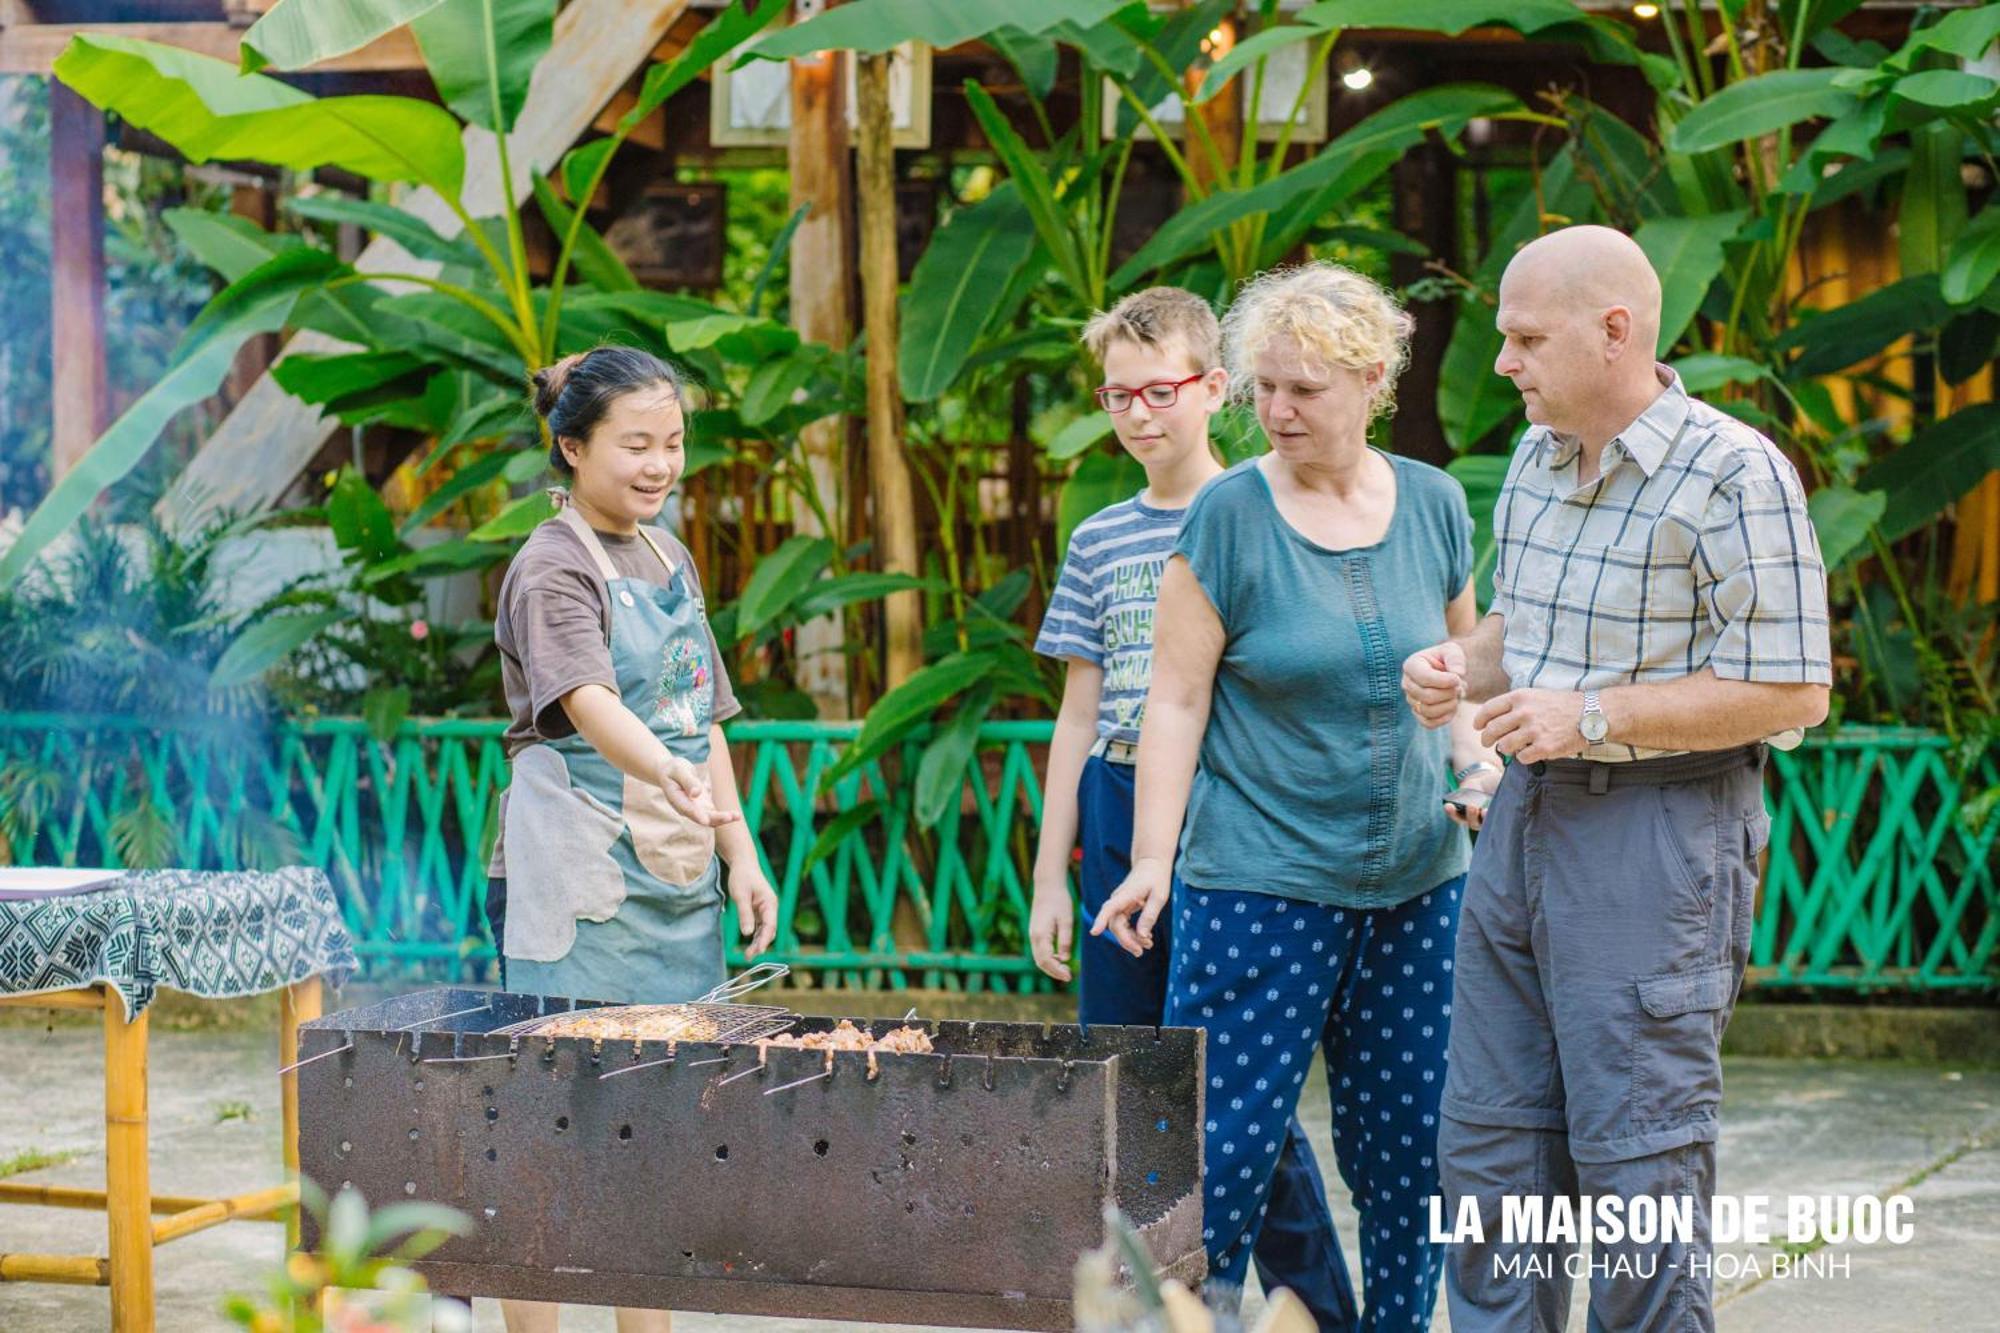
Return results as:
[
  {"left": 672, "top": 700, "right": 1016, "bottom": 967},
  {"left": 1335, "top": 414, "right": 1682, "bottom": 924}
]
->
[
  {"left": 1898, "top": 122, "right": 1967, "bottom": 279},
  {"left": 818, "top": 652, "right": 1000, "bottom": 791},
  {"left": 284, "top": 194, "right": 477, "bottom": 267},
  {"left": 1437, "top": 145, "right": 1592, "bottom": 453},
  {"left": 272, "top": 350, "right": 431, "bottom": 409},
  {"left": 1200, "top": 0, "right": 1581, "bottom": 100},
  {"left": 1775, "top": 275, "right": 1954, "bottom": 376},
  {"left": 1200, "top": 1, "right": 1670, "bottom": 98},
  {"left": 734, "top": 535, "right": 837, "bottom": 642},
  {"left": 0, "top": 248, "right": 333, "bottom": 586},
  {"left": 1111, "top": 83, "right": 1523, "bottom": 287},
  {"left": 1633, "top": 211, "right": 1748, "bottom": 354},
  {"left": 531, "top": 175, "right": 639, "bottom": 293},
  {"left": 1445, "top": 454, "right": 1510, "bottom": 610},
  {"left": 630, "top": 0, "right": 788, "bottom": 127},
  {"left": 1857, "top": 403, "right": 2000, "bottom": 541},
  {"left": 163, "top": 207, "right": 303, "bottom": 281},
  {"left": 899, "top": 182, "right": 1039, "bottom": 402},
  {"left": 1667, "top": 68, "right": 1856, "bottom": 155},
  {"left": 1942, "top": 207, "right": 2000, "bottom": 306},
  {"left": 1806, "top": 485, "right": 1886, "bottom": 571},
  {"left": 54, "top": 34, "right": 466, "bottom": 199},
  {"left": 745, "top": 0, "right": 1124, "bottom": 62},
  {"left": 241, "top": 0, "right": 447, "bottom": 73},
  {"left": 409, "top": 0, "right": 555, "bottom": 134},
  {"left": 964, "top": 83, "right": 1087, "bottom": 295}
]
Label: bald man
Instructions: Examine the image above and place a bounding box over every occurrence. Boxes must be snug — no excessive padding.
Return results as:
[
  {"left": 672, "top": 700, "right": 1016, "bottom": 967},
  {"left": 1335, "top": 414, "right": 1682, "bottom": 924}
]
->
[{"left": 1400, "top": 226, "right": 1831, "bottom": 1331}]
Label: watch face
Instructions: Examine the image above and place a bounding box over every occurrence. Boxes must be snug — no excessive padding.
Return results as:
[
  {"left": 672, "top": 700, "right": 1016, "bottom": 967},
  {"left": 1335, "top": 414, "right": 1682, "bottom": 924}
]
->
[{"left": 1580, "top": 712, "right": 1609, "bottom": 743}]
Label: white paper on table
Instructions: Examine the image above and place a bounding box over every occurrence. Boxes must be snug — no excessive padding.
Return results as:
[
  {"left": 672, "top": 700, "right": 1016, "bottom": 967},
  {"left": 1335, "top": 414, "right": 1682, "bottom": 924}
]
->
[{"left": 0, "top": 868, "right": 127, "bottom": 901}]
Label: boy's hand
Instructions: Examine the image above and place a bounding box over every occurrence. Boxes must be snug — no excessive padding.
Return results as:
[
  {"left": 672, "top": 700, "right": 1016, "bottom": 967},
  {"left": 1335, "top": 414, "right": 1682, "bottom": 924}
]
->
[
  {"left": 1028, "top": 879, "right": 1075, "bottom": 982},
  {"left": 1091, "top": 859, "right": 1172, "bottom": 958}
]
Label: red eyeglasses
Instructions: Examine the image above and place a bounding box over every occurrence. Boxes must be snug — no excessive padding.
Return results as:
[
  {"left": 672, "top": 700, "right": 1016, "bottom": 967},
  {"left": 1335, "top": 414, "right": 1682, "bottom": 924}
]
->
[{"left": 1094, "top": 373, "right": 1205, "bottom": 414}]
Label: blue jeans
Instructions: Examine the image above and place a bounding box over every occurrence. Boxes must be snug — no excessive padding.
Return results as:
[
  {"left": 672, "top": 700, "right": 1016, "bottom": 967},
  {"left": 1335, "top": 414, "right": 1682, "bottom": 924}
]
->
[
  {"left": 1076, "top": 753, "right": 1359, "bottom": 1328},
  {"left": 1166, "top": 879, "right": 1463, "bottom": 1331}
]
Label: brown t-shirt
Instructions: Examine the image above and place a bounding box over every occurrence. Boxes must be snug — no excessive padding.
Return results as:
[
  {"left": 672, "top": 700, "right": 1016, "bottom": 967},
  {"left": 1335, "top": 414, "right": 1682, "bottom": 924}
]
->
[{"left": 494, "top": 518, "right": 741, "bottom": 758}]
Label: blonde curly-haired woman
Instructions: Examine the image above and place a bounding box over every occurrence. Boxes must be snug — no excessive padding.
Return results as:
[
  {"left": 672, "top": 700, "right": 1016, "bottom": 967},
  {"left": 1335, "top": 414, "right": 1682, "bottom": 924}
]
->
[{"left": 1093, "top": 263, "right": 1501, "bottom": 1327}]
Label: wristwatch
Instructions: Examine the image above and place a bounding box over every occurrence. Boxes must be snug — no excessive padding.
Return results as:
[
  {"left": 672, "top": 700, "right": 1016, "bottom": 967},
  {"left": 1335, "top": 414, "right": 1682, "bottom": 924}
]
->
[{"left": 1578, "top": 690, "right": 1609, "bottom": 744}]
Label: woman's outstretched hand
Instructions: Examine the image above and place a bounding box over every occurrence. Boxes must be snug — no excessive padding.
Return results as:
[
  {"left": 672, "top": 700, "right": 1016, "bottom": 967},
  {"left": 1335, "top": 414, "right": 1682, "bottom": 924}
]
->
[{"left": 655, "top": 755, "right": 742, "bottom": 828}]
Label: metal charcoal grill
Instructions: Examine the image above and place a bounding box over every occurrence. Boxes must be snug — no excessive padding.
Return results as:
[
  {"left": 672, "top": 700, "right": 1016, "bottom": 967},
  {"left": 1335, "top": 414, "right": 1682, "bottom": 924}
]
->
[{"left": 297, "top": 987, "right": 1206, "bottom": 1329}]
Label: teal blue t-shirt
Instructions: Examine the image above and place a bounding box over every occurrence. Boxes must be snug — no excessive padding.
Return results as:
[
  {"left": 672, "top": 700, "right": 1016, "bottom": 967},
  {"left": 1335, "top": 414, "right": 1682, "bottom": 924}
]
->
[{"left": 1173, "top": 453, "right": 1473, "bottom": 907}]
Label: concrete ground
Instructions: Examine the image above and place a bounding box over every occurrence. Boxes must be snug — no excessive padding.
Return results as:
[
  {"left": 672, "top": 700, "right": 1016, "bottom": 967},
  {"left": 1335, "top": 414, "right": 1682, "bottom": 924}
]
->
[{"left": 0, "top": 1009, "right": 1992, "bottom": 1332}]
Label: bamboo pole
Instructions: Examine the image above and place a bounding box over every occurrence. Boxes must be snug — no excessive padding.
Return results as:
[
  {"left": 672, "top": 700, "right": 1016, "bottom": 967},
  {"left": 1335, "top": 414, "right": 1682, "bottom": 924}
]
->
[
  {"left": 102, "top": 993, "right": 154, "bottom": 1332},
  {"left": 280, "top": 976, "right": 323, "bottom": 1253},
  {"left": 855, "top": 50, "right": 923, "bottom": 688},
  {"left": 0, "top": 1252, "right": 109, "bottom": 1285},
  {"left": 152, "top": 1184, "right": 298, "bottom": 1247},
  {"left": 0, "top": 1183, "right": 270, "bottom": 1216},
  {"left": 787, "top": 2, "right": 856, "bottom": 716}
]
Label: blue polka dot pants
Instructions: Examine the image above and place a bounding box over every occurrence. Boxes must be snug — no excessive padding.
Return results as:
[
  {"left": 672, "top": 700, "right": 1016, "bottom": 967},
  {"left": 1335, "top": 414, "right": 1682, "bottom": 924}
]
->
[{"left": 1165, "top": 878, "right": 1463, "bottom": 1331}]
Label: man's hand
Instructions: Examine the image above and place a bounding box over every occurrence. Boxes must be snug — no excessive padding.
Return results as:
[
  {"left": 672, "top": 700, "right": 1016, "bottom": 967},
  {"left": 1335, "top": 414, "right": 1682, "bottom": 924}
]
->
[
  {"left": 1403, "top": 641, "right": 1468, "bottom": 729},
  {"left": 1028, "top": 878, "right": 1076, "bottom": 982},
  {"left": 727, "top": 862, "right": 779, "bottom": 958},
  {"left": 1090, "top": 858, "right": 1173, "bottom": 958},
  {"left": 656, "top": 756, "right": 742, "bottom": 828},
  {"left": 1475, "top": 689, "right": 1590, "bottom": 764}
]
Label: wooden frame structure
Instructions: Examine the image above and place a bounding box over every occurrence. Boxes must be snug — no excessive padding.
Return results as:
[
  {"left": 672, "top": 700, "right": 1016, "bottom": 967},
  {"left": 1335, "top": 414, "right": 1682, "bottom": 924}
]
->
[{"left": 0, "top": 978, "right": 321, "bottom": 1333}]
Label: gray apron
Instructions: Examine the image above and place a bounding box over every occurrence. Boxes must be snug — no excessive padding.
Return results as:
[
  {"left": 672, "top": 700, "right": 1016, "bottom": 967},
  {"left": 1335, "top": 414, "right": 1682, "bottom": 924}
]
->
[{"left": 502, "top": 506, "right": 726, "bottom": 1005}]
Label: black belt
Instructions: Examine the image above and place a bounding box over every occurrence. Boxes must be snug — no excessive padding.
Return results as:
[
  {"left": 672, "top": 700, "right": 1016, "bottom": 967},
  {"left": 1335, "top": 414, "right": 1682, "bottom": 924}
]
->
[{"left": 1527, "top": 744, "right": 1766, "bottom": 793}]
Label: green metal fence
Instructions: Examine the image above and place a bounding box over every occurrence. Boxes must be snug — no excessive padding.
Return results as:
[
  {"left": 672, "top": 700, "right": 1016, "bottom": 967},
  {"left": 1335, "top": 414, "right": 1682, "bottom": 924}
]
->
[{"left": 0, "top": 714, "right": 1991, "bottom": 993}]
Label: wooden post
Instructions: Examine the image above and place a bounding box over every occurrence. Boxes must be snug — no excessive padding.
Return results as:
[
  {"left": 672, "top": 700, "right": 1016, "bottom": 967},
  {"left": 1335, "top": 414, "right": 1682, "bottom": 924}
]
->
[
  {"left": 102, "top": 991, "right": 154, "bottom": 1333},
  {"left": 1189, "top": 20, "right": 1242, "bottom": 196},
  {"left": 279, "top": 976, "right": 323, "bottom": 1253},
  {"left": 226, "top": 181, "right": 281, "bottom": 403},
  {"left": 787, "top": 0, "right": 855, "bottom": 716},
  {"left": 49, "top": 81, "right": 109, "bottom": 481},
  {"left": 855, "top": 51, "right": 922, "bottom": 688}
]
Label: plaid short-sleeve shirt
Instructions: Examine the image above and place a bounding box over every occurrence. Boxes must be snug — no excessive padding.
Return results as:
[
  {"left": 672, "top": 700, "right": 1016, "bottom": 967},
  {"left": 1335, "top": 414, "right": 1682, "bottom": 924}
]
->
[{"left": 1489, "top": 366, "right": 1832, "bottom": 761}]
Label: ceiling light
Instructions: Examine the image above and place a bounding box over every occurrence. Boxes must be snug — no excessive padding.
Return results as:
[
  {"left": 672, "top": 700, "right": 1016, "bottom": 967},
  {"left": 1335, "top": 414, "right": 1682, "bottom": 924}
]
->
[
  {"left": 1633, "top": 3, "right": 1661, "bottom": 18},
  {"left": 1341, "top": 65, "right": 1374, "bottom": 91}
]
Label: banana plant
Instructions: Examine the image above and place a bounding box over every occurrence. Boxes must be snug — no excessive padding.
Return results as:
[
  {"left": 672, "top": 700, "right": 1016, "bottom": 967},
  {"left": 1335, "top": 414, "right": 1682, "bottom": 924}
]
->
[{"left": 0, "top": 0, "right": 789, "bottom": 588}]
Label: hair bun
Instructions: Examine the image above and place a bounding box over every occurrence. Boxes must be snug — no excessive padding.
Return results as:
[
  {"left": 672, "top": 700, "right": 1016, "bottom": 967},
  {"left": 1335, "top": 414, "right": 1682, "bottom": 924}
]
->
[{"left": 532, "top": 352, "right": 588, "bottom": 418}]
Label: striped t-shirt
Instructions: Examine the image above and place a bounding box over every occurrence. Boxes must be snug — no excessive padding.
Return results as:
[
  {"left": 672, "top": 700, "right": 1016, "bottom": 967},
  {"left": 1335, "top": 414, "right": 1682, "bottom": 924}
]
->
[{"left": 1034, "top": 496, "right": 1188, "bottom": 745}]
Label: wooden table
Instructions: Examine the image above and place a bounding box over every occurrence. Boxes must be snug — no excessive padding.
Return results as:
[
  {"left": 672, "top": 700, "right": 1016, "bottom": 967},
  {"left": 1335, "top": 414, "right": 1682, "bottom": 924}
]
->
[{"left": 0, "top": 978, "right": 321, "bottom": 1331}]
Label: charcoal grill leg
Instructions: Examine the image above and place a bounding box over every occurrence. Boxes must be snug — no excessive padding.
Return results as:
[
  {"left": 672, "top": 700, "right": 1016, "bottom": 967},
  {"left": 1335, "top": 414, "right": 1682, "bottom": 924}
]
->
[
  {"left": 278, "top": 977, "right": 322, "bottom": 1252},
  {"left": 103, "top": 988, "right": 154, "bottom": 1333}
]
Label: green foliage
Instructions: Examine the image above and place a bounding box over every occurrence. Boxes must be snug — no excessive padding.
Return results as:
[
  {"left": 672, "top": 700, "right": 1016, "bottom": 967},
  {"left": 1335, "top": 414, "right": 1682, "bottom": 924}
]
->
[
  {"left": 223, "top": 1181, "right": 472, "bottom": 1333},
  {"left": 1429, "top": 0, "right": 2000, "bottom": 732}
]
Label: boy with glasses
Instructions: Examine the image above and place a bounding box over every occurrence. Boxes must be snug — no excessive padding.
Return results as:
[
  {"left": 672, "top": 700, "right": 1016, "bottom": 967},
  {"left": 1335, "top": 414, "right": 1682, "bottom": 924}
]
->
[{"left": 1027, "top": 287, "right": 1355, "bottom": 1324}]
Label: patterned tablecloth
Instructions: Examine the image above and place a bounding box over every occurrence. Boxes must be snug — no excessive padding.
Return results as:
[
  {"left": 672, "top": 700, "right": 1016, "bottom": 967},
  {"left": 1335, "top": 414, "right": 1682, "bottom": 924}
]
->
[{"left": 0, "top": 868, "right": 356, "bottom": 1017}]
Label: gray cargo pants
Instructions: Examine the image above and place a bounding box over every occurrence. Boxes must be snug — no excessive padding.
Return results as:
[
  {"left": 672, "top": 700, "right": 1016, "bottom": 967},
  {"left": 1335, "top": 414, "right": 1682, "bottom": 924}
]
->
[{"left": 1438, "top": 746, "right": 1769, "bottom": 1332}]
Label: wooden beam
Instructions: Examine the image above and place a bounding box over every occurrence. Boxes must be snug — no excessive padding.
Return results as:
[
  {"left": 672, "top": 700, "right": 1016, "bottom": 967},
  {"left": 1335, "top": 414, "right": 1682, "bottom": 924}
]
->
[
  {"left": 787, "top": 1, "right": 854, "bottom": 717},
  {"left": 856, "top": 49, "right": 921, "bottom": 689},
  {"left": 49, "top": 80, "right": 107, "bottom": 482},
  {"left": 0, "top": 22, "right": 424, "bottom": 76},
  {"left": 160, "top": 0, "right": 696, "bottom": 532}
]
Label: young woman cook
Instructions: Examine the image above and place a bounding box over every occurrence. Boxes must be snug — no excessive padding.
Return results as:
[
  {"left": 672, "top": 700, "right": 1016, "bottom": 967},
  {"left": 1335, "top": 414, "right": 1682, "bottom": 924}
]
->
[{"left": 485, "top": 345, "right": 778, "bottom": 1333}]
